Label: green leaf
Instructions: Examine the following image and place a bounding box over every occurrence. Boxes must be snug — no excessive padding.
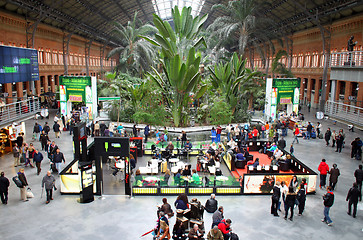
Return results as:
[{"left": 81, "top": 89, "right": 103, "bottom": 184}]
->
[{"left": 195, "top": 84, "right": 207, "bottom": 99}]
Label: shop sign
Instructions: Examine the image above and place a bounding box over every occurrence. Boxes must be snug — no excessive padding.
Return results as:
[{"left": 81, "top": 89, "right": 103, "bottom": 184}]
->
[{"left": 69, "top": 95, "right": 82, "bottom": 102}]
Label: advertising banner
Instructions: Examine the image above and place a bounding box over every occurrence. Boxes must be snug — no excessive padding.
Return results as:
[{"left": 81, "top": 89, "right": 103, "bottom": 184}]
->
[
  {"left": 59, "top": 76, "right": 91, "bottom": 102},
  {"left": 272, "top": 78, "right": 301, "bottom": 105}
]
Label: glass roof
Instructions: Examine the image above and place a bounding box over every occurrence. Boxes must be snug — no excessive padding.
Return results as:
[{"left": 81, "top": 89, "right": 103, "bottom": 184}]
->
[{"left": 151, "top": 0, "right": 205, "bottom": 20}]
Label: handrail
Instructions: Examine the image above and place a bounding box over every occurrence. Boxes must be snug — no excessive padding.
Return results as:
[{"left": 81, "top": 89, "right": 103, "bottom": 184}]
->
[{"left": 330, "top": 51, "right": 363, "bottom": 67}]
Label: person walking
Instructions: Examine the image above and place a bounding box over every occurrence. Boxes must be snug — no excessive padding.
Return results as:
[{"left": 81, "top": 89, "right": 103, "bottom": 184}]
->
[
  {"left": 33, "top": 149, "right": 44, "bottom": 175},
  {"left": 144, "top": 124, "right": 150, "bottom": 143},
  {"left": 290, "top": 144, "right": 294, "bottom": 156},
  {"left": 39, "top": 131, "right": 49, "bottom": 151},
  {"left": 335, "top": 133, "right": 344, "bottom": 153},
  {"left": 53, "top": 121, "right": 61, "bottom": 138},
  {"left": 43, "top": 122, "right": 50, "bottom": 135},
  {"left": 354, "top": 165, "right": 363, "bottom": 201},
  {"left": 33, "top": 122, "right": 41, "bottom": 140},
  {"left": 271, "top": 181, "right": 281, "bottom": 217},
  {"left": 292, "top": 126, "right": 300, "bottom": 144},
  {"left": 212, "top": 206, "right": 224, "bottom": 228},
  {"left": 324, "top": 128, "right": 331, "bottom": 146},
  {"left": 297, "top": 183, "right": 306, "bottom": 216},
  {"left": 13, "top": 143, "right": 20, "bottom": 167},
  {"left": 94, "top": 121, "right": 100, "bottom": 136},
  {"left": 42, "top": 171, "right": 56, "bottom": 204},
  {"left": 329, "top": 164, "right": 340, "bottom": 191},
  {"left": 52, "top": 148, "right": 65, "bottom": 173},
  {"left": 216, "top": 125, "right": 222, "bottom": 143},
  {"left": 346, "top": 182, "right": 360, "bottom": 218},
  {"left": 322, "top": 186, "right": 334, "bottom": 226},
  {"left": 318, "top": 159, "right": 329, "bottom": 189},
  {"left": 18, "top": 168, "right": 28, "bottom": 202},
  {"left": 316, "top": 122, "right": 322, "bottom": 137},
  {"left": 331, "top": 130, "right": 337, "bottom": 147},
  {"left": 205, "top": 194, "right": 218, "bottom": 213},
  {"left": 211, "top": 127, "right": 217, "bottom": 143},
  {"left": 351, "top": 137, "right": 363, "bottom": 160},
  {"left": 306, "top": 122, "right": 313, "bottom": 140},
  {"left": 0, "top": 172, "right": 10, "bottom": 204},
  {"left": 284, "top": 186, "right": 297, "bottom": 221}
]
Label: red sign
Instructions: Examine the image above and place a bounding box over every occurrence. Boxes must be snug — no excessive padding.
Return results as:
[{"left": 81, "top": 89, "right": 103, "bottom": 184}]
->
[
  {"left": 280, "top": 98, "right": 291, "bottom": 104},
  {"left": 69, "top": 95, "right": 82, "bottom": 102}
]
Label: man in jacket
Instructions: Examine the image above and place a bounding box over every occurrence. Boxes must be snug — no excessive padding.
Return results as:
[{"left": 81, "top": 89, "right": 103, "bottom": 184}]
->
[
  {"left": 205, "top": 194, "right": 218, "bottom": 213},
  {"left": 346, "top": 182, "right": 360, "bottom": 218},
  {"left": 188, "top": 224, "right": 204, "bottom": 240},
  {"left": 39, "top": 131, "right": 49, "bottom": 151},
  {"left": 0, "top": 172, "right": 10, "bottom": 204},
  {"left": 18, "top": 168, "right": 28, "bottom": 202},
  {"left": 42, "top": 171, "right": 55, "bottom": 204},
  {"left": 13, "top": 143, "right": 20, "bottom": 167},
  {"left": 318, "top": 159, "right": 329, "bottom": 189},
  {"left": 306, "top": 122, "right": 313, "bottom": 140},
  {"left": 329, "top": 164, "right": 340, "bottom": 191},
  {"left": 33, "top": 122, "right": 40, "bottom": 140},
  {"left": 53, "top": 148, "right": 65, "bottom": 173},
  {"left": 53, "top": 122, "right": 61, "bottom": 138},
  {"left": 354, "top": 165, "right": 363, "bottom": 201},
  {"left": 322, "top": 186, "right": 334, "bottom": 226},
  {"left": 218, "top": 219, "right": 232, "bottom": 240},
  {"left": 144, "top": 124, "right": 150, "bottom": 143},
  {"left": 48, "top": 141, "right": 58, "bottom": 161},
  {"left": 207, "top": 226, "right": 223, "bottom": 240},
  {"left": 100, "top": 121, "right": 107, "bottom": 136},
  {"left": 271, "top": 181, "right": 281, "bottom": 217},
  {"left": 212, "top": 206, "right": 224, "bottom": 228},
  {"left": 43, "top": 122, "right": 50, "bottom": 134},
  {"left": 325, "top": 128, "right": 332, "bottom": 146},
  {"left": 33, "top": 149, "right": 44, "bottom": 175}
]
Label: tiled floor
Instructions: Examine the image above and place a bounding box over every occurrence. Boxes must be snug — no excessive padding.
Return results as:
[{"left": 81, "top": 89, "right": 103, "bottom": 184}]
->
[{"left": 0, "top": 108, "right": 362, "bottom": 240}]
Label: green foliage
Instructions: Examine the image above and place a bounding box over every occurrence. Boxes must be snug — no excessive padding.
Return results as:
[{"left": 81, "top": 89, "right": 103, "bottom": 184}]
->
[
  {"left": 271, "top": 50, "right": 294, "bottom": 78},
  {"left": 107, "top": 12, "right": 157, "bottom": 75},
  {"left": 208, "top": 101, "right": 233, "bottom": 125},
  {"left": 233, "top": 98, "right": 251, "bottom": 123},
  {"left": 196, "top": 103, "right": 210, "bottom": 124},
  {"left": 142, "top": 6, "right": 208, "bottom": 127},
  {"left": 109, "top": 104, "right": 135, "bottom": 123}
]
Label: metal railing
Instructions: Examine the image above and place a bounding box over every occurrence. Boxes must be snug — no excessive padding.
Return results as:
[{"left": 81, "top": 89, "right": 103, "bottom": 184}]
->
[
  {"left": 330, "top": 51, "right": 363, "bottom": 67},
  {"left": 325, "top": 100, "right": 362, "bottom": 127},
  {"left": 0, "top": 98, "right": 41, "bottom": 126}
]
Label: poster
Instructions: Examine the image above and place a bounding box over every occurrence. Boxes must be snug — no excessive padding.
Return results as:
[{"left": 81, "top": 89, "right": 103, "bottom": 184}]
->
[{"left": 244, "top": 175, "right": 275, "bottom": 193}]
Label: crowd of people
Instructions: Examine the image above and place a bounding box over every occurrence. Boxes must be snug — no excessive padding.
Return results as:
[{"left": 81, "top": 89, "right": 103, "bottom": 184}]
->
[{"left": 153, "top": 193, "right": 236, "bottom": 240}]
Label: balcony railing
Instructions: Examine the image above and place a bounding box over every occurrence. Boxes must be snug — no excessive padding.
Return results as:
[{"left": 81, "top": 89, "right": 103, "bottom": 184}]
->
[
  {"left": 325, "top": 100, "right": 363, "bottom": 128},
  {"left": 330, "top": 51, "right": 363, "bottom": 68},
  {"left": 0, "top": 98, "right": 41, "bottom": 127}
]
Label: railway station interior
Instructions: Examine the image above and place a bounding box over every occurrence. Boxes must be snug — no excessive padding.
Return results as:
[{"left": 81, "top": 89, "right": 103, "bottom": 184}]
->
[{"left": 0, "top": 1, "right": 363, "bottom": 240}]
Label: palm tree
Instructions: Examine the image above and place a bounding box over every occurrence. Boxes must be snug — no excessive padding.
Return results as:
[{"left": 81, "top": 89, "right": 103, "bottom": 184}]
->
[
  {"left": 271, "top": 50, "right": 294, "bottom": 78},
  {"left": 107, "top": 12, "right": 157, "bottom": 75},
  {"left": 207, "top": 0, "right": 256, "bottom": 56},
  {"left": 143, "top": 6, "right": 208, "bottom": 127}
]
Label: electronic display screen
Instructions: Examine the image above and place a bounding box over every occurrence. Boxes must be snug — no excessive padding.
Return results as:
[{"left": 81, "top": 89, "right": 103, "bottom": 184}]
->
[{"left": 0, "top": 45, "right": 39, "bottom": 84}]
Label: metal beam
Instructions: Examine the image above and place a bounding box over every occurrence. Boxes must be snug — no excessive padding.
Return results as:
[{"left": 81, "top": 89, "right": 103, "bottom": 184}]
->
[
  {"left": 63, "top": 33, "right": 73, "bottom": 75},
  {"left": 100, "top": 45, "right": 105, "bottom": 74},
  {"left": 136, "top": 0, "right": 151, "bottom": 23},
  {"left": 6, "top": 0, "right": 118, "bottom": 46},
  {"left": 85, "top": 40, "right": 93, "bottom": 76},
  {"left": 110, "top": 0, "right": 132, "bottom": 20}
]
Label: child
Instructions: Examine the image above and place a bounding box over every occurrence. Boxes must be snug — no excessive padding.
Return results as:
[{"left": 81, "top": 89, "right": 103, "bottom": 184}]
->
[{"left": 290, "top": 144, "right": 294, "bottom": 156}]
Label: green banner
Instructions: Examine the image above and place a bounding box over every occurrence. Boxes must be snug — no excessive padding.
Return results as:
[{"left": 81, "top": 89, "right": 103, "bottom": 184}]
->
[
  {"left": 272, "top": 78, "right": 300, "bottom": 105},
  {"left": 59, "top": 76, "right": 91, "bottom": 102}
]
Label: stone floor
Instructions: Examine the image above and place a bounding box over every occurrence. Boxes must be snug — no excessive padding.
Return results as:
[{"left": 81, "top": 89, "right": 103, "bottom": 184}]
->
[{"left": 0, "top": 107, "right": 362, "bottom": 240}]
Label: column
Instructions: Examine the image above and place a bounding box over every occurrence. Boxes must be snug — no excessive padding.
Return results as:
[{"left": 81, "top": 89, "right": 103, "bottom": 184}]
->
[
  {"left": 42, "top": 76, "right": 48, "bottom": 93},
  {"left": 16, "top": 82, "right": 23, "bottom": 99},
  {"left": 330, "top": 80, "right": 337, "bottom": 102},
  {"left": 50, "top": 75, "right": 55, "bottom": 92},
  {"left": 314, "top": 80, "right": 321, "bottom": 108},
  {"left": 35, "top": 80, "right": 41, "bottom": 96},
  {"left": 306, "top": 78, "right": 313, "bottom": 103},
  {"left": 4, "top": 83, "right": 13, "bottom": 104},
  {"left": 344, "top": 81, "right": 353, "bottom": 102},
  {"left": 325, "top": 80, "right": 331, "bottom": 101}
]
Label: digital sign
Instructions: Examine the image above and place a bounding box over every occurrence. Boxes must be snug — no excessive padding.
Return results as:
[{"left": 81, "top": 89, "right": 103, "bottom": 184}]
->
[{"left": 0, "top": 45, "right": 39, "bottom": 84}]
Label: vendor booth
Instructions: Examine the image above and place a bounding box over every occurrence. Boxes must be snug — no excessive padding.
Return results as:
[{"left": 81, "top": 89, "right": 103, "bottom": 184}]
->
[
  {"left": 265, "top": 78, "right": 301, "bottom": 121},
  {"left": 0, "top": 122, "right": 26, "bottom": 155},
  {"left": 59, "top": 76, "right": 97, "bottom": 120}
]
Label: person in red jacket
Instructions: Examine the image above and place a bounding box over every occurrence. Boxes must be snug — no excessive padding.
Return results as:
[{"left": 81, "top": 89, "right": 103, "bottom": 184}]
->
[
  {"left": 252, "top": 127, "right": 259, "bottom": 141},
  {"left": 216, "top": 125, "right": 222, "bottom": 143},
  {"left": 218, "top": 219, "right": 232, "bottom": 240},
  {"left": 292, "top": 126, "right": 300, "bottom": 144},
  {"left": 318, "top": 159, "right": 330, "bottom": 189}
]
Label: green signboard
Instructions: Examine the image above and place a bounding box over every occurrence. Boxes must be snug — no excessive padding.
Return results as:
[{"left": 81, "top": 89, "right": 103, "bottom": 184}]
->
[
  {"left": 60, "top": 76, "right": 91, "bottom": 102},
  {"left": 272, "top": 78, "right": 300, "bottom": 105}
]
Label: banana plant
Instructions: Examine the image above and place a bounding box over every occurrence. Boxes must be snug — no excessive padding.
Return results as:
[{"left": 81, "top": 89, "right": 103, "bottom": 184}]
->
[{"left": 142, "top": 6, "right": 208, "bottom": 126}]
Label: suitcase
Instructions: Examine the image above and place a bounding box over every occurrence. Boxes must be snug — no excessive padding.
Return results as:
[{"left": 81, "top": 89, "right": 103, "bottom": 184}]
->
[
  {"left": 161, "top": 161, "right": 167, "bottom": 173},
  {"left": 215, "top": 169, "right": 222, "bottom": 176}
]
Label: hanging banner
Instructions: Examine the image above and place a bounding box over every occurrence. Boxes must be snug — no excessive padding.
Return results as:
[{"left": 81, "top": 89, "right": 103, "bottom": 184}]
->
[{"left": 272, "top": 78, "right": 301, "bottom": 105}]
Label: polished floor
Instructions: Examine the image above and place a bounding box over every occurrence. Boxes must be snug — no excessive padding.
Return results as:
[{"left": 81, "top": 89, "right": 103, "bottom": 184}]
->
[{"left": 0, "top": 108, "right": 362, "bottom": 240}]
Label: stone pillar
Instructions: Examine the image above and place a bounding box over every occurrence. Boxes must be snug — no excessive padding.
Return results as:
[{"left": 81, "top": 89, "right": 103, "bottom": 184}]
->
[
  {"left": 344, "top": 81, "right": 353, "bottom": 102},
  {"left": 314, "top": 80, "right": 321, "bottom": 108},
  {"left": 325, "top": 80, "right": 331, "bottom": 101},
  {"left": 306, "top": 78, "right": 313, "bottom": 103},
  {"left": 4, "top": 83, "right": 13, "bottom": 104},
  {"left": 330, "top": 80, "right": 336, "bottom": 102},
  {"left": 42, "top": 76, "right": 48, "bottom": 93},
  {"left": 335, "top": 80, "right": 342, "bottom": 101},
  {"left": 49, "top": 75, "right": 55, "bottom": 93},
  {"left": 16, "top": 82, "right": 23, "bottom": 99}
]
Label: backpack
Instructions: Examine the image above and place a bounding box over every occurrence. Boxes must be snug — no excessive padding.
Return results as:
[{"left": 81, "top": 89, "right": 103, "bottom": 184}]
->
[
  {"left": 230, "top": 232, "right": 239, "bottom": 240},
  {"left": 12, "top": 176, "right": 23, "bottom": 188}
]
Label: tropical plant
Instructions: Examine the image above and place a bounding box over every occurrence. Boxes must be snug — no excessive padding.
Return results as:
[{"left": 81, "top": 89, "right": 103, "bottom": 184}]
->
[
  {"left": 207, "top": 0, "right": 256, "bottom": 56},
  {"left": 142, "top": 6, "right": 208, "bottom": 127},
  {"left": 208, "top": 100, "right": 233, "bottom": 125},
  {"left": 208, "top": 52, "right": 263, "bottom": 111},
  {"left": 107, "top": 12, "right": 157, "bottom": 75},
  {"left": 271, "top": 50, "right": 294, "bottom": 78}
]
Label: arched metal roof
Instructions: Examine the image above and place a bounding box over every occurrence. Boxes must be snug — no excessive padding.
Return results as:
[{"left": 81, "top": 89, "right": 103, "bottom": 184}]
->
[{"left": 1, "top": 0, "right": 363, "bottom": 47}]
